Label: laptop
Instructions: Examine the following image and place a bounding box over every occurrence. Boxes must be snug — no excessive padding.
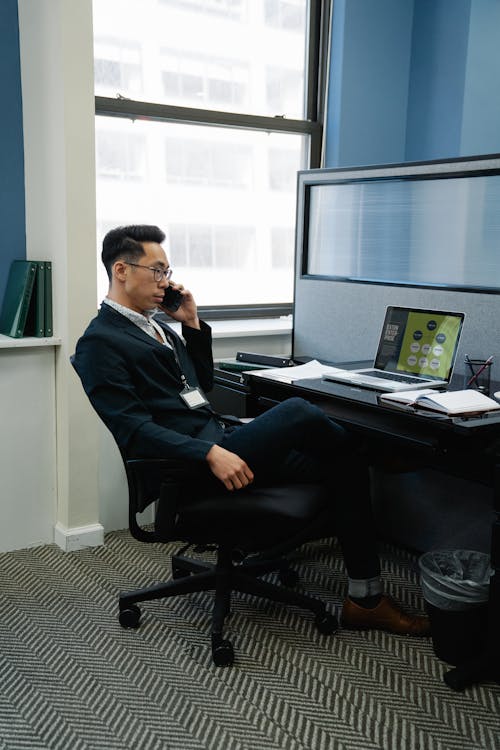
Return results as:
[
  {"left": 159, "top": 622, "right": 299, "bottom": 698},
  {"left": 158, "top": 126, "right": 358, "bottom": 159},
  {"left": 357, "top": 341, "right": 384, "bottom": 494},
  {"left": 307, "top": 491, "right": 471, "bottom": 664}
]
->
[{"left": 322, "top": 306, "right": 465, "bottom": 392}]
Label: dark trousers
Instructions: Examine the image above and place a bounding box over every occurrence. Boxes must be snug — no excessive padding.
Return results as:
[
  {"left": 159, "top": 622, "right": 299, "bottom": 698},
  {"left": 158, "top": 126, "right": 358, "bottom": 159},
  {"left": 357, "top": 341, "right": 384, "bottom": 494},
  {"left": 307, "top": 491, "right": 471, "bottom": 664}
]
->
[{"left": 218, "top": 397, "right": 381, "bottom": 581}]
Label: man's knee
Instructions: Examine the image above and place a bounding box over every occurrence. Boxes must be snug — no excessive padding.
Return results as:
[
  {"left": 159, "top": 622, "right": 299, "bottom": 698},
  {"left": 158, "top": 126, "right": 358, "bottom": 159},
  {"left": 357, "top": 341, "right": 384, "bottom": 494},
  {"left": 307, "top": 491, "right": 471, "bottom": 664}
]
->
[
  {"left": 280, "top": 396, "right": 319, "bottom": 424},
  {"left": 286, "top": 396, "right": 319, "bottom": 415},
  {"left": 284, "top": 397, "right": 346, "bottom": 437}
]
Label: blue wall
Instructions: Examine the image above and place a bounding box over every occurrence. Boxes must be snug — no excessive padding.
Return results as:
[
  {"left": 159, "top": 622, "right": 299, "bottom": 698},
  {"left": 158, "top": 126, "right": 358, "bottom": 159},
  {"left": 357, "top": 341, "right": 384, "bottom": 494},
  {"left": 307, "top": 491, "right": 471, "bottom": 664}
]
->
[
  {"left": 406, "top": 0, "right": 470, "bottom": 161},
  {"left": 325, "top": 0, "right": 500, "bottom": 168},
  {"left": 461, "top": 0, "right": 500, "bottom": 155},
  {"left": 0, "top": 0, "right": 25, "bottom": 305},
  {"left": 325, "top": 0, "right": 414, "bottom": 168}
]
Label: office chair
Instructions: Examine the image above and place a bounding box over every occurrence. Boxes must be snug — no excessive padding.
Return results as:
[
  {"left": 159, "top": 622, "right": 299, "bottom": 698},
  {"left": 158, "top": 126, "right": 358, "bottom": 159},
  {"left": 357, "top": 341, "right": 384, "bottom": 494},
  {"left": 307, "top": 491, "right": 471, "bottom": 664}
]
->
[
  {"left": 69, "top": 351, "right": 337, "bottom": 665},
  {"left": 120, "top": 455, "right": 338, "bottom": 666}
]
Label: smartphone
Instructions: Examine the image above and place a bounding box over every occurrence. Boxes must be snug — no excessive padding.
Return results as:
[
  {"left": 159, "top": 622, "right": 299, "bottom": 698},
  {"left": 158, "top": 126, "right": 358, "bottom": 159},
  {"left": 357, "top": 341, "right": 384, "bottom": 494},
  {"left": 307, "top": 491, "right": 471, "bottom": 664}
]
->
[{"left": 161, "top": 286, "right": 183, "bottom": 312}]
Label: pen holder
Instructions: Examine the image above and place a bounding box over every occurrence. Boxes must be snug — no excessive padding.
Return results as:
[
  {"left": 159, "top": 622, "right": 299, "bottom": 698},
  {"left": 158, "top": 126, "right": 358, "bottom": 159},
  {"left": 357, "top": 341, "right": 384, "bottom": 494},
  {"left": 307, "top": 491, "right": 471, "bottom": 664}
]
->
[{"left": 463, "top": 358, "right": 492, "bottom": 396}]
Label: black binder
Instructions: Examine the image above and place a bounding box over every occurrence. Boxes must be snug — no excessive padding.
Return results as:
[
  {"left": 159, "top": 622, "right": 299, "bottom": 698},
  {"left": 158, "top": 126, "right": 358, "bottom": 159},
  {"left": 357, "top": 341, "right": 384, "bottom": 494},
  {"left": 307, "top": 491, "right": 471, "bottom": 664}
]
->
[{"left": 236, "top": 351, "right": 294, "bottom": 367}]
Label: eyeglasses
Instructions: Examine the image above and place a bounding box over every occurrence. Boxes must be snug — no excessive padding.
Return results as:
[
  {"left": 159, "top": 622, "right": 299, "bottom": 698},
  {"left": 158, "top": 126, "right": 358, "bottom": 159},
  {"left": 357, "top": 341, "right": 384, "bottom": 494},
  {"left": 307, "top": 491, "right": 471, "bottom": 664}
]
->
[{"left": 125, "top": 262, "right": 173, "bottom": 282}]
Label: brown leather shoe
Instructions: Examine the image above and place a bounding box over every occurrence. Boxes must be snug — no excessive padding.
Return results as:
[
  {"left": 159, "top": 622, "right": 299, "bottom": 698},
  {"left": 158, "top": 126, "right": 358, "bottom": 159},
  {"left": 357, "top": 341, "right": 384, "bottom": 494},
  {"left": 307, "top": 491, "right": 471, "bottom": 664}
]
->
[{"left": 341, "top": 595, "right": 431, "bottom": 636}]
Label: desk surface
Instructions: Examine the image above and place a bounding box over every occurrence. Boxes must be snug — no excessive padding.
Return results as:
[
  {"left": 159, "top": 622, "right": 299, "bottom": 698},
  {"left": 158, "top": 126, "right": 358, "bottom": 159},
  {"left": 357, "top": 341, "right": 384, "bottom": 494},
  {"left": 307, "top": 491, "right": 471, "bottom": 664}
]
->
[
  {"left": 248, "top": 372, "right": 500, "bottom": 445},
  {"left": 293, "top": 376, "right": 500, "bottom": 430},
  {"left": 228, "top": 355, "right": 500, "bottom": 431}
]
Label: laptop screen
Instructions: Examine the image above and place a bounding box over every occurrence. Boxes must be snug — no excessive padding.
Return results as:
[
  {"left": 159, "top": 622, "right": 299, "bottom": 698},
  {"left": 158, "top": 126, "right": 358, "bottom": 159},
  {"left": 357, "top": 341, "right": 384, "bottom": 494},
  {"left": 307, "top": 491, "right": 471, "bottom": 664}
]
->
[{"left": 373, "top": 306, "right": 465, "bottom": 382}]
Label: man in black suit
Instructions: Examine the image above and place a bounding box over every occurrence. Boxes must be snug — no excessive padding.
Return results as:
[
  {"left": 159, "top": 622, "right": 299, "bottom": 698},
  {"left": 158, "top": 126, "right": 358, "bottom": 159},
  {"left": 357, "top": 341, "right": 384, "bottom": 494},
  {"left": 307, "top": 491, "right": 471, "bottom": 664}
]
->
[{"left": 73, "top": 224, "right": 429, "bottom": 636}]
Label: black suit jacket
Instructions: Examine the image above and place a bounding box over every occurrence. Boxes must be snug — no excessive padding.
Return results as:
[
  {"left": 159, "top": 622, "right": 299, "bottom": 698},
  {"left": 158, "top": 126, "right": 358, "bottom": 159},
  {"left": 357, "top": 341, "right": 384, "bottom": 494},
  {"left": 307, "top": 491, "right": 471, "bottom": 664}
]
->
[{"left": 73, "top": 303, "right": 224, "bottom": 461}]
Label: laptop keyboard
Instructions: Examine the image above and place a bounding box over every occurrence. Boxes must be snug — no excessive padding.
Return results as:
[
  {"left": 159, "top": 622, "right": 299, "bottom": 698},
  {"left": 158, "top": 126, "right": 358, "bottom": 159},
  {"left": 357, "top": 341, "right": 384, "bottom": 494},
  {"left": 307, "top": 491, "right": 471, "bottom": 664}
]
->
[{"left": 363, "top": 370, "right": 427, "bottom": 384}]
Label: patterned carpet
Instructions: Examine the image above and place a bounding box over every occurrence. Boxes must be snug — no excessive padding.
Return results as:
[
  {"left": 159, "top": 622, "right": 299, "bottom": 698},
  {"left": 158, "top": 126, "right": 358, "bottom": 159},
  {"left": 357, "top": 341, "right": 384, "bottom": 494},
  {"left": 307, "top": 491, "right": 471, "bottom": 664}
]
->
[{"left": 0, "top": 531, "right": 498, "bottom": 750}]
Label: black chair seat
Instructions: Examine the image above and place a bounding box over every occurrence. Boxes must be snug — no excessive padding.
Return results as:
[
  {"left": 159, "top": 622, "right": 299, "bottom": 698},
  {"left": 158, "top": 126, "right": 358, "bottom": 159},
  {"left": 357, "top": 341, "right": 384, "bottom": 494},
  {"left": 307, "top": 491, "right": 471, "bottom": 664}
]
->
[{"left": 161, "top": 482, "right": 329, "bottom": 550}]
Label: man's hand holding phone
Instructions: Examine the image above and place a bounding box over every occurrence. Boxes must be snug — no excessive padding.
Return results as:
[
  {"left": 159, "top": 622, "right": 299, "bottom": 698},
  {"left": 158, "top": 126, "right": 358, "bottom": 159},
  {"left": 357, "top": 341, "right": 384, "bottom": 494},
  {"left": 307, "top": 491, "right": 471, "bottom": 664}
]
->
[
  {"left": 160, "top": 281, "right": 200, "bottom": 329},
  {"left": 161, "top": 285, "right": 183, "bottom": 312}
]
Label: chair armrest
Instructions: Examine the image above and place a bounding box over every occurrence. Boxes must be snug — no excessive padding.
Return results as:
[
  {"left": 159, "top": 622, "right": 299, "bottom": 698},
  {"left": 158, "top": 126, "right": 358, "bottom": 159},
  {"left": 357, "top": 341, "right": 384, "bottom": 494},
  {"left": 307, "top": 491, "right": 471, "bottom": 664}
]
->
[
  {"left": 124, "top": 458, "right": 192, "bottom": 510},
  {"left": 124, "top": 458, "right": 199, "bottom": 542},
  {"left": 125, "top": 457, "right": 192, "bottom": 481}
]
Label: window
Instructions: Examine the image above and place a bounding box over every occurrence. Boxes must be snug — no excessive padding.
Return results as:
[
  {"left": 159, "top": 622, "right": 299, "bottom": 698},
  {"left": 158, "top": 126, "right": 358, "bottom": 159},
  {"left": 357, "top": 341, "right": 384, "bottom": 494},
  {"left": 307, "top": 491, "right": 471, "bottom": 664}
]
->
[
  {"left": 96, "top": 130, "right": 146, "bottom": 181},
  {"left": 165, "top": 136, "right": 253, "bottom": 188},
  {"left": 94, "top": 39, "right": 142, "bottom": 96},
  {"left": 271, "top": 227, "right": 295, "bottom": 267},
  {"left": 169, "top": 224, "right": 255, "bottom": 268},
  {"left": 268, "top": 148, "right": 298, "bottom": 191},
  {"left": 160, "top": 0, "right": 246, "bottom": 22},
  {"left": 265, "top": 0, "right": 306, "bottom": 30},
  {"left": 162, "top": 51, "right": 248, "bottom": 111},
  {"left": 93, "top": 0, "right": 328, "bottom": 313},
  {"left": 266, "top": 66, "right": 304, "bottom": 117}
]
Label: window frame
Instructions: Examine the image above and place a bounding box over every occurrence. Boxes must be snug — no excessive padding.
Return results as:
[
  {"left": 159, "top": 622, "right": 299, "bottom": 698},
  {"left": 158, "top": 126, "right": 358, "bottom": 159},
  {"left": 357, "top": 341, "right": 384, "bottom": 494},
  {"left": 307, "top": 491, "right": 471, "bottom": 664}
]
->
[{"left": 94, "top": 0, "right": 331, "bottom": 319}]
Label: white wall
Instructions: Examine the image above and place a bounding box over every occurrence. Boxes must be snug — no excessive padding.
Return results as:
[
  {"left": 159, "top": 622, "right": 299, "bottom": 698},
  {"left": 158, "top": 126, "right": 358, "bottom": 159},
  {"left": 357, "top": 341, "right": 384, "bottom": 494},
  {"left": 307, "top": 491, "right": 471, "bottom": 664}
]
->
[
  {"left": 17, "top": 0, "right": 102, "bottom": 552},
  {"left": 0, "top": 345, "right": 57, "bottom": 551}
]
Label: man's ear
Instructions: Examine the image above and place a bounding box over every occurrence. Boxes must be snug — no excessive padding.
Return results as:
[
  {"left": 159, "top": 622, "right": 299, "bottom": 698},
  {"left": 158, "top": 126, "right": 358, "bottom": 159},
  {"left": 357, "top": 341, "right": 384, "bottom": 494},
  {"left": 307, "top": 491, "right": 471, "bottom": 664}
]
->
[{"left": 113, "top": 260, "right": 128, "bottom": 282}]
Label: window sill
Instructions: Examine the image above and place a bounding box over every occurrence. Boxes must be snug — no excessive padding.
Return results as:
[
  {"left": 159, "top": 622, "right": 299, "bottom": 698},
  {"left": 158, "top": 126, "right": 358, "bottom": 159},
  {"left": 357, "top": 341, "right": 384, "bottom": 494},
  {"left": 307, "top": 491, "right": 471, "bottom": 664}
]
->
[
  {"left": 166, "top": 316, "right": 293, "bottom": 340},
  {"left": 207, "top": 316, "right": 292, "bottom": 339}
]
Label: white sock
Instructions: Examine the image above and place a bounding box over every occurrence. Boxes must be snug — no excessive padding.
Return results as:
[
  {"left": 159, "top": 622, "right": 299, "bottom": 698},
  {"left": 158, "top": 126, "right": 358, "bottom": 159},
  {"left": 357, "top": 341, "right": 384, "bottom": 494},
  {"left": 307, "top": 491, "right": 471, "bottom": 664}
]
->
[{"left": 348, "top": 576, "right": 383, "bottom": 599}]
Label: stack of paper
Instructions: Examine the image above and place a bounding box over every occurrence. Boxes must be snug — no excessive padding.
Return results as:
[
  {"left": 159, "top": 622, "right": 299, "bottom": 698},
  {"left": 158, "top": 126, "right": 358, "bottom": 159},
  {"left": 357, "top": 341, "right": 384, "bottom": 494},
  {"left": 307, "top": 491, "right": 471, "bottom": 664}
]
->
[{"left": 247, "top": 359, "right": 343, "bottom": 384}]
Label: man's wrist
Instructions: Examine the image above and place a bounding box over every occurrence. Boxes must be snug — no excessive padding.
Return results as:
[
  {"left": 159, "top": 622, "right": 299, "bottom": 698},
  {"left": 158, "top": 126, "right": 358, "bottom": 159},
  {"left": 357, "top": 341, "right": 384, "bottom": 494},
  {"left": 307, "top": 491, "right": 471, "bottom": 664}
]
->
[
  {"left": 183, "top": 316, "right": 201, "bottom": 330},
  {"left": 185, "top": 319, "right": 200, "bottom": 330}
]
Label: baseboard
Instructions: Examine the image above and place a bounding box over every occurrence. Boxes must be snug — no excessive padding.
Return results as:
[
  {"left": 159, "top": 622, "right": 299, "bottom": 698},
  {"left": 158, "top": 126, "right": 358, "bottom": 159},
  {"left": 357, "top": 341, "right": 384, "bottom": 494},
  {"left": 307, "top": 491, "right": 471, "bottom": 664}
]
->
[{"left": 54, "top": 521, "right": 105, "bottom": 552}]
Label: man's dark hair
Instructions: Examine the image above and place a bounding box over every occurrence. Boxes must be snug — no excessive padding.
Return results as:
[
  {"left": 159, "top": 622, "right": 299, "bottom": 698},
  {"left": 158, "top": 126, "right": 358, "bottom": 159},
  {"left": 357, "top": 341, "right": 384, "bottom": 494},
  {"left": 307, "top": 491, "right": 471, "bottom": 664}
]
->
[{"left": 101, "top": 225, "right": 166, "bottom": 280}]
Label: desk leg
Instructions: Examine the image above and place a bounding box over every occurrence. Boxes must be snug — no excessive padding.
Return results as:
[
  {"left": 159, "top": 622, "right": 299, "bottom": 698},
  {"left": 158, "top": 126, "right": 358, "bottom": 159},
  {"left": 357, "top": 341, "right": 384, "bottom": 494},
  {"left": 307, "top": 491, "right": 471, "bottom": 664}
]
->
[{"left": 443, "top": 464, "right": 500, "bottom": 691}]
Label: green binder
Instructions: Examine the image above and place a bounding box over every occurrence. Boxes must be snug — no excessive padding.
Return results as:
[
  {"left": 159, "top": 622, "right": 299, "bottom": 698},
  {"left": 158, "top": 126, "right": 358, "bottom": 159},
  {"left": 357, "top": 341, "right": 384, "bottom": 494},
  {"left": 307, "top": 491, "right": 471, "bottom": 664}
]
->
[
  {"left": 0, "top": 260, "right": 38, "bottom": 338},
  {"left": 44, "top": 261, "right": 53, "bottom": 336},
  {"left": 24, "top": 261, "right": 45, "bottom": 337},
  {"left": 217, "top": 358, "right": 270, "bottom": 372}
]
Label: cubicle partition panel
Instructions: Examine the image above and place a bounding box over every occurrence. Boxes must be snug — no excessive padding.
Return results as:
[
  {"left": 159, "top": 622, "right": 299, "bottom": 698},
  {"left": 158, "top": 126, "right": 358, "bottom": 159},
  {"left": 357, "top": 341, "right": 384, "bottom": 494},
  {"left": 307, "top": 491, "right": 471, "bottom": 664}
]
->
[
  {"left": 294, "top": 280, "right": 498, "bottom": 377},
  {"left": 292, "top": 155, "right": 500, "bottom": 379}
]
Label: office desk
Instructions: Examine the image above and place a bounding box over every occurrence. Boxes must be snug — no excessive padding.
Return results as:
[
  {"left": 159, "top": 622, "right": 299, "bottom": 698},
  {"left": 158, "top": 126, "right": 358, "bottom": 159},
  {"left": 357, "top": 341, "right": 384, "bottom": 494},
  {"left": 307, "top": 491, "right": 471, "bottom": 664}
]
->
[{"left": 246, "top": 373, "right": 500, "bottom": 691}]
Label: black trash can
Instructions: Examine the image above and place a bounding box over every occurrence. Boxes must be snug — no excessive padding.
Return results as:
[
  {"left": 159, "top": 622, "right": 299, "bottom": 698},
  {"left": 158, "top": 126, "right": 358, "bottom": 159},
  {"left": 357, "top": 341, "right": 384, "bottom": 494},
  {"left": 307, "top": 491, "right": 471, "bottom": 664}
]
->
[{"left": 418, "top": 549, "right": 491, "bottom": 665}]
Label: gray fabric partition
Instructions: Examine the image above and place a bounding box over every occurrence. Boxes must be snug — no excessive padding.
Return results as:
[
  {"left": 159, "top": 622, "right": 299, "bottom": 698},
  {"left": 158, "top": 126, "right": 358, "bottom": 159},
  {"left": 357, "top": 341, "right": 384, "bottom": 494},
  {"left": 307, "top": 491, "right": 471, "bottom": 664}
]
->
[{"left": 294, "top": 280, "right": 499, "bottom": 382}]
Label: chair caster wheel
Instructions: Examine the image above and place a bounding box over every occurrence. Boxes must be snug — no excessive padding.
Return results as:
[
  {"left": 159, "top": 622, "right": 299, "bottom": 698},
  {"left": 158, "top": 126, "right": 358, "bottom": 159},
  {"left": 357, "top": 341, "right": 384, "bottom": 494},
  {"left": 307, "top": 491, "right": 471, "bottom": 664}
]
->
[
  {"left": 119, "top": 604, "right": 141, "bottom": 629},
  {"left": 315, "top": 611, "right": 338, "bottom": 635},
  {"left": 172, "top": 566, "right": 188, "bottom": 580},
  {"left": 443, "top": 669, "right": 466, "bottom": 692},
  {"left": 212, "top": 638, "right": 234, "bottom": 667},
  {"left": 279, "top": 568, "right": 299, "bottom": 587}
]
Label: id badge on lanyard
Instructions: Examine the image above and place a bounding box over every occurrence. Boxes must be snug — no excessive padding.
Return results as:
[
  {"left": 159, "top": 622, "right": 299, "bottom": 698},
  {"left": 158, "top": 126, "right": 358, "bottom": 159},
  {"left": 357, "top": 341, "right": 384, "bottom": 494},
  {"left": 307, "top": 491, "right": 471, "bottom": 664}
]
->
[
  {"left": 162, "top": 323, "right": 210, "bottom": 409},
  {"left": 179, "top": 383, "right": 209, "bottom": 409}
]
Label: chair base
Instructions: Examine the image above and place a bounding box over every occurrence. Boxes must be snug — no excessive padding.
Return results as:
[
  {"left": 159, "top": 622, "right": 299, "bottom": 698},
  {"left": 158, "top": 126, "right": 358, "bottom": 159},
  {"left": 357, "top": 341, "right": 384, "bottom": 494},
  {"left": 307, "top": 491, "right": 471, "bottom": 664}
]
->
[
  {"left": 171, "top": 550, "right": 300, "bottom": 587},
  {"left": 119, "top": 545, "right": 338, "bottom": 666}
]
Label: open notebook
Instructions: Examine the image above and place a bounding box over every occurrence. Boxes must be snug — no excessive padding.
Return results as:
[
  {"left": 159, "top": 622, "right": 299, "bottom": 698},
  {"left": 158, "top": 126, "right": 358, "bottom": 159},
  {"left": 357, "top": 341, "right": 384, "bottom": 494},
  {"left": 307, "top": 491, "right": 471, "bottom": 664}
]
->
[
  {"left": 378, "top": 388, "right": 500, "bottom": 416},
  {"left": 322, "top": 306, "right": 465, "bottom": 392}
]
